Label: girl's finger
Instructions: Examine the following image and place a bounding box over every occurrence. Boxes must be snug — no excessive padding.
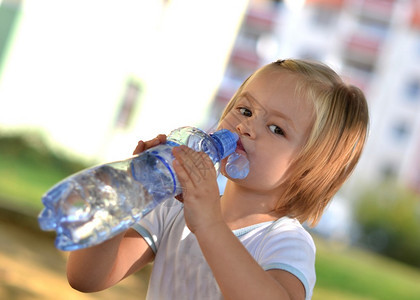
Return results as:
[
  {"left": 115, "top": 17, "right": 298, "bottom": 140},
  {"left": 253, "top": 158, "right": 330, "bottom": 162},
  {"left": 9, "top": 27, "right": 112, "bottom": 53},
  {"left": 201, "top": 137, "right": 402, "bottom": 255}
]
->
[
  {"left": 156, "top": 134, "right": 167, "bottom": 143},
  {"left": 144, "top": 135, "right": 162, "bottom": 149},
  {"left": 173, "top": 146, "right": 215, "bottom": 184},
  {"left": 198, "top": 152, "right": 215, "bottom": 177},
  {"left": 187, "top": 151, "right": 214, "bottom": 179},
  {"left": 146, "top": 134, "right": 166, "bottom": 148},
  {"left": 172, "top": 155, "right": 195, "bottom": 193},
  {"left": 172, "top": 146, "right": 202, "bottom": 186},
  {"left": 181, "top": 146, "right": 215, "bottom": 177},
  {"left": 133, "top": 141, "right": 145, "bottom": 155},
  {"left": 133, "top": 134, "right": 167, "bottom": 155}
]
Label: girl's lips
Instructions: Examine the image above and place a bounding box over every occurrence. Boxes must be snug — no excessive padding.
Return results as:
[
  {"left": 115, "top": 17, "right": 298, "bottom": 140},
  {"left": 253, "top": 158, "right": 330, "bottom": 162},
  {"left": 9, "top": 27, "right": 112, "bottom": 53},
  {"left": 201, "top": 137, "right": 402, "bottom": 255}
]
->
[{"left": 236, "top": 138, "right": 246, "bottom": 154}]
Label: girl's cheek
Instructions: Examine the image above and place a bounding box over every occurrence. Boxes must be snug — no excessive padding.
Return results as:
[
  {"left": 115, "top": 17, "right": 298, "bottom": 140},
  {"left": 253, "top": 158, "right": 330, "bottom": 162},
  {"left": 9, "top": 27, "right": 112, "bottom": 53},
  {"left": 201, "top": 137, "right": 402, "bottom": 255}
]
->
[{"left": 219, "top": 114, "right": 238, "bottom": 131}]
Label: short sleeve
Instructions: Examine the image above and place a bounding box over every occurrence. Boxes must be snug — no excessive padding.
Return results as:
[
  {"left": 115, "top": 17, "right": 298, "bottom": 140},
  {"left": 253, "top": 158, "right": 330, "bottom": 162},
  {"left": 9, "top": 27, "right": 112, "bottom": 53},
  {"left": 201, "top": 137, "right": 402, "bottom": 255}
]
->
[
  {"left": 255, "top": 219, "right": 316, "bottom": 300},
  {"left": 132, "top": 198, "right": 183, "bottom": 253}
]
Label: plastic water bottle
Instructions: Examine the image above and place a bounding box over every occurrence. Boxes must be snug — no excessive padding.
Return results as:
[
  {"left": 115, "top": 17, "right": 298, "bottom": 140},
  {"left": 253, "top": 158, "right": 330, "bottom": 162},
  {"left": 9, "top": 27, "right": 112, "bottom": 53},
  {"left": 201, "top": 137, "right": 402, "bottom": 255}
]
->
[
  {"left": 225, "top": 152, "right": 250, "bottom": 179},
  {"left": 38, "top": 126, "right": 249, "bottom": 251}
]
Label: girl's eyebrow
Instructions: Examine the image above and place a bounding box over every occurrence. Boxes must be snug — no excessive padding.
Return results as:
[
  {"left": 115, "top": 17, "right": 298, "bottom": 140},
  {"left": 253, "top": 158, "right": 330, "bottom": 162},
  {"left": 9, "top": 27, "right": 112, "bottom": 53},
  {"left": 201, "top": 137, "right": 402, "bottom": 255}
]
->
[{"left": 241, "top": 91, "right": 297, "bottom": 133}]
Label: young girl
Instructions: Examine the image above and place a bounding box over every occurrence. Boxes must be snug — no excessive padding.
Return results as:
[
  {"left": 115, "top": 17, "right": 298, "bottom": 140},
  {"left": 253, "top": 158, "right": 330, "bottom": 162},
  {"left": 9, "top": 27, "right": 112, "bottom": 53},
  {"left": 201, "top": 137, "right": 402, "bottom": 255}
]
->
[{"left": 67, "top": 59, "right": 369, "bottom": 300}]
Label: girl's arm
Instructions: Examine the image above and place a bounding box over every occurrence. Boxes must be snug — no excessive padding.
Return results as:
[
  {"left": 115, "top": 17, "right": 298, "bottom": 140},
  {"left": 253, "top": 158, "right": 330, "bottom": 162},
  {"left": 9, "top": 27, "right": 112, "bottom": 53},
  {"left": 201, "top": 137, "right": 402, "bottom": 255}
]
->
[
  {"left": 67, "top": 228, "right": 154, "bottom": 292},
  {"left": 172, "top": 146, "right": 306, "bottom": 300},
  {"left": 67, "top": 134, "right": 167, "bottom": 292}
]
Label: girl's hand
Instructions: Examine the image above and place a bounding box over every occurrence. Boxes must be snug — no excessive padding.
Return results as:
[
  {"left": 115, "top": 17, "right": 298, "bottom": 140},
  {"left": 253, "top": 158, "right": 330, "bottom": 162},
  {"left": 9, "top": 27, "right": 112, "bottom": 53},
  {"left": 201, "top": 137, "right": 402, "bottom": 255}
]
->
[
  {"left": 132, "top": 134, "right": 167, "bottom": 155},
  {"left": 172, "top": 145, "right": 223, "bottom": 234}
]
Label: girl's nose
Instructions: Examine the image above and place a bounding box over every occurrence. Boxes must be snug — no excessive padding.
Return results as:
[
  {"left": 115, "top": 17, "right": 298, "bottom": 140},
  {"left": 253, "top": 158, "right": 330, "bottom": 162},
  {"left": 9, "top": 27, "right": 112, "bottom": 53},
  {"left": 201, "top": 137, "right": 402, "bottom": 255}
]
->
[{"left": 236, "top": 121, "right": 255, "bottom": 138}]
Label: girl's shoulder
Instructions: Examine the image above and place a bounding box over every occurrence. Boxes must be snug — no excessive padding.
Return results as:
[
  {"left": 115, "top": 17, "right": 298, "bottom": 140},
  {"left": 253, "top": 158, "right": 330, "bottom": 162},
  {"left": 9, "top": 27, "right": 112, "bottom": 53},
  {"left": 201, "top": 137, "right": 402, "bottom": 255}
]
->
[
  {"left": 270, "top": 217, "right": 314, "bottom": 243},
  {"left": 271, "top": 216, "right": 307, "bottom": 232},
  {"left": 237, "top": 216, "right": 315, "bottom": 251}
]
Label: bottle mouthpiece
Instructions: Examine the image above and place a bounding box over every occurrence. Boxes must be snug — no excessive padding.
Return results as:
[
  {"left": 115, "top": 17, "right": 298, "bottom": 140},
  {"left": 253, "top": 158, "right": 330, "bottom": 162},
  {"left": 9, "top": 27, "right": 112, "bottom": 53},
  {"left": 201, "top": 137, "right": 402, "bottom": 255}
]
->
[{"left": 210, "top": 129, "right": 238, "bottom": 159}]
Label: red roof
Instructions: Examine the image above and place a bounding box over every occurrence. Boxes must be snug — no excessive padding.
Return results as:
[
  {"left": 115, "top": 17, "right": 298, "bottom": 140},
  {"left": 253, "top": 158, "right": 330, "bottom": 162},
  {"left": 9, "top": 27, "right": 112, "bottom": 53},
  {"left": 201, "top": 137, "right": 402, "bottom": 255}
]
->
[
  {"left": 306, "top": 0, "right": 344, "bottom": 8},
  {"left": 411, "top": 0, "right": 420, "bottom": 29}
]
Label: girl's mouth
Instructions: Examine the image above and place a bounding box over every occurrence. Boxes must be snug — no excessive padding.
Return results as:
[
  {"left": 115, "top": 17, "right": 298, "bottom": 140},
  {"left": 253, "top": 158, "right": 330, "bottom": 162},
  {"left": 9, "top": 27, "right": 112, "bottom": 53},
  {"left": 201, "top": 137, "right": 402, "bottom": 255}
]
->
[{"left": 236, "top": 138, "right": 246, "bottom": 154}]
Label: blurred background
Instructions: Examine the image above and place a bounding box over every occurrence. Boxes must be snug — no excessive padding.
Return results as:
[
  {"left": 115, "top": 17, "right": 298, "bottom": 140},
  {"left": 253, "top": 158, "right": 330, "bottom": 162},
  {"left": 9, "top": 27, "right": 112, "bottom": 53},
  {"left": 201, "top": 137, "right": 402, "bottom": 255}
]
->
[{"left": 1, "top": 0, "right": 420, "bottom": 299}]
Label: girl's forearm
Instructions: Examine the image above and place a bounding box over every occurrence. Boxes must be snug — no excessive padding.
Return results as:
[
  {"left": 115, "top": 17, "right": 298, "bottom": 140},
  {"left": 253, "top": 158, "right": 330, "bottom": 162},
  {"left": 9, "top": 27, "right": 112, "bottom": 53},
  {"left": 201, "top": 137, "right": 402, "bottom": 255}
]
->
[
  {"left": 194, "top": 223, "right": 292, "bottom": 300},
  {"left": 67, "top": 228, "right": 152, "bottom": 293},
  {"left": 66, "top": 231, "right": 126, "bottom": 292}
]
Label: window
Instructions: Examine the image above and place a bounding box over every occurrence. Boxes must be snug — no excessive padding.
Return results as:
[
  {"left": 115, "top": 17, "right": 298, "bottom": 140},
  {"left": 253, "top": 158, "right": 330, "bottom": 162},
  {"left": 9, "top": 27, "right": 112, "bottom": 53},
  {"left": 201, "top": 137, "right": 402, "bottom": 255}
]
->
[
  {"left": 392, "top": 120, "right": 411, "bottom": 142},
  {"left": 310, "top": 6, "right": 339, "bottom": 28},
  {"left": 380, "top": 162, "right": 397, "bottom": 180},
  {"left": 405, "top": 78, "right": 420, "bottom": 102},
  {"left": 114, "top": 79, "right": 142, "bottom": 130}
]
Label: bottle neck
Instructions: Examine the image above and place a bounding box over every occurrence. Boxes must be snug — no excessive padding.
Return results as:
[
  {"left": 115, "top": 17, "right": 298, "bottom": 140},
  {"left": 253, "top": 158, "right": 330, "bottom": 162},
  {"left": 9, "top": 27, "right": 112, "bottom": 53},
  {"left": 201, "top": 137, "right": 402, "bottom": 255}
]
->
[{"left": 209, "top": 129, "right": 238, "bottom": 159}]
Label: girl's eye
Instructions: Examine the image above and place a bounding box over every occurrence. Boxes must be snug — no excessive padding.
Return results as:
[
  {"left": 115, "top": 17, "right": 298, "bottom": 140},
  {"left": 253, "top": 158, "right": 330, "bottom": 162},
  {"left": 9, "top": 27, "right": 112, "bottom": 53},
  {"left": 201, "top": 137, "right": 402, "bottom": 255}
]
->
[
  {"left": 269, "top": 125, "right": 285, "bottom": 136},
  {"left": 238, "top": 107, "right": 252, "bottom": 117}
]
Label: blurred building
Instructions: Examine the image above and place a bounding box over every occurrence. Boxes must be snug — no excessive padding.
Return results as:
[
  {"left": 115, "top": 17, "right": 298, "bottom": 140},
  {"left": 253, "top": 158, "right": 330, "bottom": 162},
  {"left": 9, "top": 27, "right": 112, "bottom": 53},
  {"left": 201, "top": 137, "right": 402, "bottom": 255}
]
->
[{"left": 208, "top": 0, "right": 420, "bottom": 195}]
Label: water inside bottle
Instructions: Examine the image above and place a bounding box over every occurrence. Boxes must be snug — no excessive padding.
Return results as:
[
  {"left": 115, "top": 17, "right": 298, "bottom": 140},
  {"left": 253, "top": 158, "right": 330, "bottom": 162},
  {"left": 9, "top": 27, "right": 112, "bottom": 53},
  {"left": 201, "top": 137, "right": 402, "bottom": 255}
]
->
[{"left": 39, "top": 164, "right": 153, "bottom": 250}]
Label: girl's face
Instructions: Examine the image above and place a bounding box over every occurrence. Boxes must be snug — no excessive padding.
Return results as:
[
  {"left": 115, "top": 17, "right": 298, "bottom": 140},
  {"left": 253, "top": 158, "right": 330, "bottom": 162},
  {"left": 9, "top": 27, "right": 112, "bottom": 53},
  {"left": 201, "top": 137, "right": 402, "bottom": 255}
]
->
[{"left": 218, "top": 68, "right": 315, "bottom": 194}]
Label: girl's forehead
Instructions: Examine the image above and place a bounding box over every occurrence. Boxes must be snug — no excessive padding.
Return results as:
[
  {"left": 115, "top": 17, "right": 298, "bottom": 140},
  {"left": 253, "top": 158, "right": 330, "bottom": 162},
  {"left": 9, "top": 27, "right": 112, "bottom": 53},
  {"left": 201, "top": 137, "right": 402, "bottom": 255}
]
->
[
  {"left": 246, "top": 68, "right": 300, "bottom": 89},
  {"left": 243, "top": 68, "right": 303, "bottom": 103}
]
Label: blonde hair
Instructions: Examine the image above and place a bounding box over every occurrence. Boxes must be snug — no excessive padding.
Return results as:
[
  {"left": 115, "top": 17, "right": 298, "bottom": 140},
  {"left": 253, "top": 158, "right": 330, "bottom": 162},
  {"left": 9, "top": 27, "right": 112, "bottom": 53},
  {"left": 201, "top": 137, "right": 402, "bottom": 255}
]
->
[{"left": 220, "top": 59, "right": 369, "bottom": 226}]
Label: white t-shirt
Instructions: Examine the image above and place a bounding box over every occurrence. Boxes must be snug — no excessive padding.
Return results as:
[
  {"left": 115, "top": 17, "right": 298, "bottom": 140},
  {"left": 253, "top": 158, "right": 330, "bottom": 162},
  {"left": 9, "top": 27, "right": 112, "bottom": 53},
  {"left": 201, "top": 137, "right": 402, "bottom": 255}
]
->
[{"left": 133, "top": 198, "right": 316, "bottom": 300}]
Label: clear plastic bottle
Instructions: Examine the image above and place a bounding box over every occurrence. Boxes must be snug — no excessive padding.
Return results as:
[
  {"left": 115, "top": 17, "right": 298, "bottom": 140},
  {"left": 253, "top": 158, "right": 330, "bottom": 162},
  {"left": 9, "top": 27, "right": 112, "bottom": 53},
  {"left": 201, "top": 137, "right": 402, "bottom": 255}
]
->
[
  {"left": 38, "top": 126, "right": 249, "bottom": 251},
  {"left": 225, "top": 152, "right": 250, "bottom": 179}
]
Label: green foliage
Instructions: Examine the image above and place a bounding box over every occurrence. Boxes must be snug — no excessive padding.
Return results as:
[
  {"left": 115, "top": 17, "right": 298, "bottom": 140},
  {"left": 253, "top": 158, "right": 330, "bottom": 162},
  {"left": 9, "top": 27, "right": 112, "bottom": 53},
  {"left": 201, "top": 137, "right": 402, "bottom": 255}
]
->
[
  {"left": 313, "top": 237, "right": 420, "bottom": 300},
  {"left": 0, "top": 133, "right": 88, "bottom": 213},
  {"left": 354, "top": 181, "right": 420, "bottom": 267},
  {"left": 0, "top": 134, "right": 86, "bottom": 173}
]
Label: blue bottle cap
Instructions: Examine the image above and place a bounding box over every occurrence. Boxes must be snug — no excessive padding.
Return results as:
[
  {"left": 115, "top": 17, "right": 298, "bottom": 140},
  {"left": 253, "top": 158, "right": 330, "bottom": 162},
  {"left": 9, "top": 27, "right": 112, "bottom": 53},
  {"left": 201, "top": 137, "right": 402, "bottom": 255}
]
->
[{"left": 210, "top": 129, "right": 238, "bottom": 159}]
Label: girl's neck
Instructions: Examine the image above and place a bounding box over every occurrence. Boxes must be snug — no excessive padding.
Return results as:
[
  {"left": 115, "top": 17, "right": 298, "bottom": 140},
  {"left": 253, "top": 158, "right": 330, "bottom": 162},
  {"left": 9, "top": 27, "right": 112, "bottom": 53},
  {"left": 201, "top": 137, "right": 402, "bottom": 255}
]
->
[{"left": 220, "top": 180, "right": 283, "bottom": 230}]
